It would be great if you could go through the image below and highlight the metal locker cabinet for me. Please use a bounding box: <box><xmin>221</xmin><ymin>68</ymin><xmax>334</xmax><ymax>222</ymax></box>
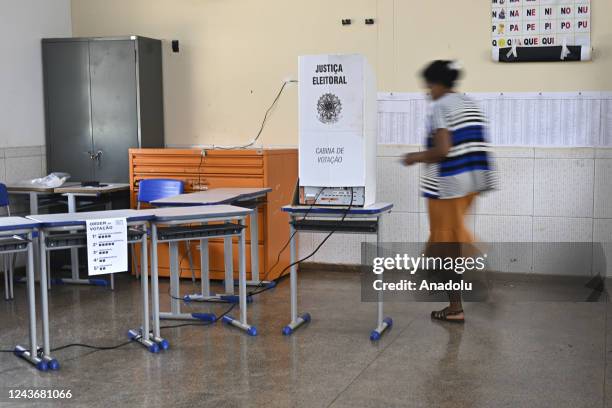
<box><xmin>136</xmin><ymin>37</ymin><xmax>164</xmax><ymax>149</ymax></box>
<box><xmin>42</xmin><ymin>36</ymin><xmax>164</xmax><ymax>183</ymax></box>
<box><xmin>42</xmin><ymin>40</ymin><xmax>94</xmax><ymax>181</ymax></box>
<box><xmin>89</xmin><ymin>39</ymin><xmax>139</xmax><ymax>183</ymax></box>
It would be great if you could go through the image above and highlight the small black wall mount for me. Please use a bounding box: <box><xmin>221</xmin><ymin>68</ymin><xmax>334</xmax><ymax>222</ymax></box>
<box><xmin>171</xmin><ymin>40</ymin><xmax>179</xmax><ymax>53</ymax></box>
<box><xmin>341</xmin><ymin>19</ymin><xmax>352</xmax><ymax>26</ymax></box>
<box><xmin>365</xmin><ymin>18</ymin><xmax>375</xmax><ymax>25</ymax></box>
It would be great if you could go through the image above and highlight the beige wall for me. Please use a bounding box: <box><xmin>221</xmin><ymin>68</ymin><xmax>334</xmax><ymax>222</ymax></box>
<box><xmin>71</xmin><ymin>0</ymin><xmax>612</xmax><ymax>147</ymax></box>
<box><xmin>1</xmin><ymin>0</ymin><xmax>72</xmax><ymax>148</ymax></box>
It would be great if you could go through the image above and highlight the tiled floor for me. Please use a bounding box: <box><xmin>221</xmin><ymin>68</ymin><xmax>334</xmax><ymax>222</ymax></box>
<box><xmin>0</xmin><ymin>269</ymin><xmax>610</xmax><ymax>407</ymax></box>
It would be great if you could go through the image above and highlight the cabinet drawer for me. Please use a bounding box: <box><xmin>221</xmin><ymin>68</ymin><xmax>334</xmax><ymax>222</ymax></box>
<box><xmin>131</xmin><ymin>151</ymin><xmax>263</xmax><ymax>176</ymax></box>
<box><xmin>203</xmin><ymin>176</ymin><xmax>264</xmax><ymax>189</ymax></box>
<box><xmin>133</xmin><ymin>163</ymin><xmax>262</xmax><ymax>176</ymax></box>
<box><xmin>202</xmin><ymin>156</ymin><xmax>263</xmax><ymax>175</ymax></box>
<box><xmin>131</xmin><ymin>175</ymin><xmax>265</xmax><ymax>204</ymax></box>
<box><xmin>132</xmin><ymin>174</ymin><xmax>210</xmax><ymax>192</ymax></box>
<box><xmin>132</xmin><ymin>154</ymin><xmax>203</xmax><ymax>167</ymax></box>
<box><xmin>132</xmin><ymin>173</ymin><xmax>264</xmax><ymax>190</ymax></box>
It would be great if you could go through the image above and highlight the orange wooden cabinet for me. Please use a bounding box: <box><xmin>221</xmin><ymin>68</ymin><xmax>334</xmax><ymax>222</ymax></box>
<box><xmin>129</xmin><ymin>148</ymin><xmax>298</xmax><ymax>281</ymax></box>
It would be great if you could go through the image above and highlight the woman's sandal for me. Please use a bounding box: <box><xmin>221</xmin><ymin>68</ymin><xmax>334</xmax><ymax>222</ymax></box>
<box><xmin>431</xmin><ymin>307</ymin><xmax>464</xmax><ymax>323</ymax></box>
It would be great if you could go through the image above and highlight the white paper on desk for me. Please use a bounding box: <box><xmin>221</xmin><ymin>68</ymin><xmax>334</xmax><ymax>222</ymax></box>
<box><xmin>85</xmin><ymin>218</ymin><xmax>128</xmax><ymax>275</ymax></box>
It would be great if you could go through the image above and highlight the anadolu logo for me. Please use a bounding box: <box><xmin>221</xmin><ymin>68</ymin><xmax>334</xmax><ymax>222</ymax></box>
<box><xmin>317</xmin><ymin>93</ymin><xmax>342</xmax><ymax>124</ymax></box>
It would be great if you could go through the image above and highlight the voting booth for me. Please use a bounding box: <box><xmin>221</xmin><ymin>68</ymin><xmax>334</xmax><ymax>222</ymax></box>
<box><xmin>298</xmin><ymin>54</ymin><xmax>377</xmax><ymax>207</ymax></box>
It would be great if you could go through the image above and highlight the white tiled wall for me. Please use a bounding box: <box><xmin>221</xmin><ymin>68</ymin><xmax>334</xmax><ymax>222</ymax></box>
<box><xmin>300</xmin><ymin>145</ymin><xmax>612</xmax><ymax>277</ymax></box>
<box><xmin>0</xmin><ymin>145</ymin><xmax>46</xmax><ymax>215</ymax></box>
<box><xmin>594</xmin><ymin>159</ymin><xmax>612</xmax><ymax>218</ymax></box>
<box><xmin>0</xmin><ymin>146</ymin><xmax>46</xmax><ymax>267</ymax></box>
<box><xmin>2</xmin><ymin>144</ymin><xmax>609</xmax><ymax>276</ymax></box>
<box><xmin>0</xmin><ymin>146</ymin><xmax>46</xmax><ymax>184</ymax></box>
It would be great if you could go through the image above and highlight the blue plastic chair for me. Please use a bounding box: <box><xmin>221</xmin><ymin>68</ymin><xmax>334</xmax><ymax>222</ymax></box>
<box><xmin>0</xmin><ymin>183</ymin><xmax>14</xmax><ymax>300</ymax></box>
<box><xmin>134</xmin><ymin>179</ymin><xmax>195</xmax><ymax>280</ymax></box>
<box><xmin>137</xmin><ymin>179</ymin><xmax>184</xmax><ymax>208</ymax></box>
<box><xmin>0</xmin><ymin>183</ymin><xmax>9</xmax><ymax>216</ymax></box>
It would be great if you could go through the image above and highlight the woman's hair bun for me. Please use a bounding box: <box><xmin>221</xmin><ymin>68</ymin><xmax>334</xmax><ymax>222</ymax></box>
<box><xmin>421</xmin><ymin>60</ymin><xmax>463</xmax><ymax>88</ymax></box>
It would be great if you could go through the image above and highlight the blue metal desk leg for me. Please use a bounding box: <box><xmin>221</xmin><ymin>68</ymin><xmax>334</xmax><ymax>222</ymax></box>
<box><xmin>283</xmin><ymin>221</ymin><xmax>310</xmax><ymax>336</ymax></box>
<box><xmin>370</xmin><ymin>215</ymin><xmax>392</xmax><ymax>341</ymax></box>
<box><xmin>9</xmin><ymin>257</ymin><xmax>14</xmax><ymax>299</ymax></box>
<box><xmin>200</xmin><ymin>238</ymin><xmax>210</xmax><ymax>297</ymax></box>
<box><xmin>3</xmin><ymin>256</ymin><xmax>10</xmax><ymax>300</ymax></box>
<box><xmin>30</xmin><ymin>192</ymin><xmax>41</xmax><ymax>286</ymax></box>
<box><xmin>106</xmin><ymin>201</ymin><xmax>115</xmax><ymax>291</ymax></box>
<box><xmin>203</xmin><ymin>235</ymin><xmax>239</xmax><ymax>303</ymax></box>
<box><xmin>15</xmin><ymin>234</ymin><xmax>49</xmax><ymax>371</ymax></box>
<box><xmin>244</xmin><ymin>206</ymin><xmax>273</xmax><ymax>287</ymax></box>
<box><xmin>3</xmin><ymin>256</ymin><xmax>14</xmax><ymax>299</ymax></box>
<box><xmin>185</xmin><ymin>234</ymin><xmax>246</xmax><ymax>305</ymax></box>
<box><xmin>223</xmin><ymin>217</ymin><xmax>257</xmax><ymax>336</ymax></box>
<box><xmin>129</xmin><ymin>228</ymin><xmax>164</xmax><ymax>352</ymax></box>
<box><xmin>159</xmin><ymin>238</ymin><xmax>216</xmax><ymax>322</ymax></box>
<box><xmin>37</xmin><ymin>230</ymin><xmax>59</xmax><ymax>369</ymax></box>
<box><xmin>149</xmin><ymin>224</ymin><xmax>170</xmax><ymax>345</ymax></box>
<box><xmin>223</xmin><ymin>236</ymin><xmax>234</xmax><ymax>295</ymax></box>
<box><xmin>68</xmin><ymin>194</ymin><xmax>80</xmax><ymax>284</ymax></box>
<box><xmin>183</xmin><ymin>236</ymin><xmax>224</xmax><ymax>309</ymax></box>
<box><xmin>53</xmin><ymin>194</ymin><xmax>110</xmax><ymax>288</ymax></box>
<box><xmin>14</xmin><ymin>193</ymin><xmax>42</xmax><ymax>285</ymax></box>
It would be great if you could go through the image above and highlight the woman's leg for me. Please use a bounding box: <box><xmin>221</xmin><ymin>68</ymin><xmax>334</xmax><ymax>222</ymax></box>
<box><xmin>427</xmin><ymin>195</ymin><xmax>477</xmax><ymax>322</ymax></box>
<box><xmin>445</xmin><ymin>192</ymin><xmax>479</xmax><ymax>316</ymax></box>
<box><xmin>445</xmin><ymin>193</ymin><xmax>477</xmax><ymax>315</ymax></box>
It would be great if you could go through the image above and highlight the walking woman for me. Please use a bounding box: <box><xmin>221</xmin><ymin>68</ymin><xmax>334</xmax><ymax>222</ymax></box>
<box><xmin>402</xmin><ymin>60</ymin><xmax>495</xmax><ymax>322</ymax></box>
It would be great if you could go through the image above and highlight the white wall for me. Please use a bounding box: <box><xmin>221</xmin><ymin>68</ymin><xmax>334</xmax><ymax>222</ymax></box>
<box><xmin>0</xmin><ymin>0</ymin><xmax>72</xmax><ymax>149</ymax></box>
<box><xmin>298</xmin><ymin>145</ymin><xmax>612</xmax><ymax>276</ymax></box>
<box><xmin>70</xmin><ymin>0</ymin><xmax>612</xmax><ymax>147</ymax></box>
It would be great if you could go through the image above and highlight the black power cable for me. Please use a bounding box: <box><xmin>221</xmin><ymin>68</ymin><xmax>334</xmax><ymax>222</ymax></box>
<box><xmin>0</xmin><ymin>79</ymin><xmax>354</xmax><ymax>357</ymax></box>
<box><xmin>162</xmin><ymin>187</ymin><xmax>323</xmax><ymax>304</ymax></box>
<box><xmin>213</xmin><ymin>80</ymin><xmax>297</xmax><ymax>150</ymax></box>
<box><xmin>245</xmin><ymin>187</ymin><xmax>325</xmax><ymax>292</ymax></box>
<box><xmin>0</xmin><ymin>303</ymin><xmax>238</xmax><ymax>356</ymax></box>
<box><xmin>249</xmin><ymin>187</ymin><xmax>355</xmax><ymax>297</ymax></box>
<box><xmin>0</xmin><ymin>189</ymin><xmax>355</xmax><ymax>355</ymax></box>
<box><xmin>166</xmin><ymin>78</ymin><xmax>302</xmax><ymax>295</ymax></box>
<box><xmin>159</xmin><ymin>303</ymin><xmax>236</xmax><ymax>330</ymax></box>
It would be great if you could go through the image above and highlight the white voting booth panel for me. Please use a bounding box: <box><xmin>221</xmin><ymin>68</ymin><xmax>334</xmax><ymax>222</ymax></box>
<box><xmin>298</xmin><ymin>54</ymin><xmax>376</xmax><ymax>207</ymax></box>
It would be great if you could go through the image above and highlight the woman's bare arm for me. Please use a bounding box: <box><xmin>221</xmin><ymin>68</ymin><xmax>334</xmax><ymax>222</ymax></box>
<box><xmin>403</xmin><ymin>129</ymin><xmax>452</xmax><ymax>165</ymax></box>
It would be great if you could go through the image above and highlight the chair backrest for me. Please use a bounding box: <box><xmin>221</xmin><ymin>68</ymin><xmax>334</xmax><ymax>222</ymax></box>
<box><xmin>137</xmin><ymin>179</ymin><xmax>184</xmax><ymax>205</ymax></box>
<box><xmin>0</xmin><ymin>183</ymin><xmax>11</xmax><ymax>215</ymax></box>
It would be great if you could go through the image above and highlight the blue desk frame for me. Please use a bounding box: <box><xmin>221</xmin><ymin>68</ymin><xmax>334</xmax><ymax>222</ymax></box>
<box><xmin>27</xmin><ymin>209</ymin><xmax>165</xmax><ymax>368</ymax></box>
<box><xmin>151</xmin><ymin>187</ymin><xmax>273</xmax><ymax>293</ymax></box>
<box><xmin>281</xmin><ymin>203</ymin><xmax>394</xmax><ymax>340</ymax></box>
<box><xmin>148</xmin><ymin>205</ymin><xmax>258</xmax><ymax>336</ymax></box>
<box><xmin>1</xmin><ymin>217</ymin><xmax>50</xmax><ymax>370</ymax></box>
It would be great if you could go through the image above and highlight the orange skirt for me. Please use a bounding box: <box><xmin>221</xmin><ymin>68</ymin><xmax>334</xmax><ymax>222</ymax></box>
<box><xmin>425</xmin><ymin>193</ymin><xmax>478</xmax><ymax>285</ymax></box>
<box><xmin>427</xmin><ymin>192</ymin><xmax>477</xmax><ymax>244</ymax></box>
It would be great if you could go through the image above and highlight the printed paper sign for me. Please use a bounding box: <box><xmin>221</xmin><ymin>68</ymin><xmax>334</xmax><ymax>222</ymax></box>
<box><xmin>491</xmin><ymin>0</ymin><xmax>591</xmax><ymax>61</ymax></box>
<box><xmin>298</xmin><ymin>54</ymin><xmax>366</xmax><ymax>186</ymax></box>
<box><xmin>86</xmin><ymin>218</ymin><xmax>128</xmax><ymax>275</ymax></box>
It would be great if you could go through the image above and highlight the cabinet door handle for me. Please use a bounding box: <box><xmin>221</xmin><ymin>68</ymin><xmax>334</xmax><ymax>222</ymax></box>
<box><xmin>94</xmin><ymin>150</ymin><xmax>103</xmax><ymax>166</ymax></box>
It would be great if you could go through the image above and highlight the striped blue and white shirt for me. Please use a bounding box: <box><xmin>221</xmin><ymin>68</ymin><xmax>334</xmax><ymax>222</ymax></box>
<box><xmin>420</xmin><ymin>93</ymin><xmax>496</xmax><ymax>199</ymax></box>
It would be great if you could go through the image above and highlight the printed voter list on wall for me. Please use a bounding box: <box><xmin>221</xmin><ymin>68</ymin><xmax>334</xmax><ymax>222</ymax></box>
<box><xmin>85</xmin><ymin>218</ymin><xmax>128</xmax><ymax>275</ymax></box>
<box><xmin>298</xmin><ymin>54</ymin><xmax>374</xmax><ymax>187</ymax></box>
<box><xmin>492</xmin><ymin>0</ymin><xmax>591</xmax><ymax>62</ymax></box>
